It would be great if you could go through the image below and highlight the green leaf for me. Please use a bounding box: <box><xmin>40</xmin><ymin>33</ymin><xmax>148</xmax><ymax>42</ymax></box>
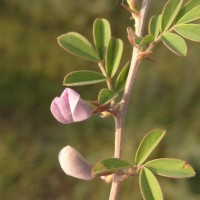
<box><xmin>161</xmin><ymin>0</ymin><xmax>183</xmax><ymax>32</ymax></box>
<box><xmin>63</xmin><ymin>70</ymin><xmax>106</xmax><ymax>86</ymax></box>
<box><xmin>177</xmin><ymin>5</ymin><xmax>200</xmax><ymax>24</ymax></box>
<box><xmin>115</xmin><ymin>62</ymin><xmax>130</xmax><ymax>92</ymax></box>
<box><xmin>93</xmin><ymin>18</ymin><xmax>111</xmax><ymax>60</ymax></box>
<box><xmin>134</xmin><ymin>37</ymin><xmax>143</xmax><ymax>46</ymax></box>
<box><xmin>161</xmin><ymin>33</ymin><xmax>187</xmax><ymax>56</ymax></box>
<box><xmin>92</xmin><ymin>158</ymin><xmax>132</xmax><ymax>176</ymax></box>
<box><xmin>139</xmin><ymin>167</ymin><xmax>163</xmax><ymax>200</ymax></box>
<box><xmin>176</xmin><ymin>0</ymin><xmax>200</xmax><ymax>24</ymax></box>
<box><xmin>57</xmin><ymin>32</ymin><xmax>100</xmax><ymax>62</ymax></box>
<box><xmin>98</xmin><ymin>88</ymin><xmax>118</xmax><ymax>105</ymax></box>
<box><xmin>135</xmin><ymin>129</ymin><xmax>166</xmax><ymax>166</ymax></box>
<box><xmin>106</xmin><ymin>38</ymin><xmax>123</xmax><ymax>78</ymax></box>
<box><xmin>148</xmin><ymin>15</ymin><xmax>161</xmax><ymax>40</ymax></box>
<box><xmin>174</xmin><ymin>24</ymin><xmax>200</xmax><ymax>42</ymax></box>
<box><xmin>140</xmin><ymin>34</ymin><xmax>154</xmax><ymax>48</ymax></box>
<box><xmin>145</xmin><ymin>158</ymin><xmax>196</xmax><ymax>178</ymax></box>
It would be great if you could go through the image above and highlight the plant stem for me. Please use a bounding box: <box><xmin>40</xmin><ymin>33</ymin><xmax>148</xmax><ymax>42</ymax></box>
<box><xmin>98</xmin><ymin>62</ymin><xmax>113</xmax><ymax>92</ymax></box>
<box><xmin>109</xmin><ymin>1</ymin><xmax>151</xmax><ymax>199</ymax></box>
<box><xmin>108</xmin><ymin>116</ymin><xmax>122</xmax><ymax>200</ymax></box>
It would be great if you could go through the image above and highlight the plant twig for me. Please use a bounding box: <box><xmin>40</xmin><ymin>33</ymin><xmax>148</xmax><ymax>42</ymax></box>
<box><xmin>109</xmin><ymin>0</ymin><xmax>151</xmax><ymax>199</ymax></box>
<box><xmin>98</xmin><ymin>62</ymin><xmax>113</xmax><ymax>92</ymax></box>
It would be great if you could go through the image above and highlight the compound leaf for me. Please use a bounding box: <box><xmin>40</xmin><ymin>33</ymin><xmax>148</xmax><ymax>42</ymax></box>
<box><xmin>145</xmin><ymin>158</ymin><xmax>196</xmax><ymax>178</ymax></box>
<box><xmin>106</xmin><ymin>38</ymin><xmax>123</xmax><ymax>78</ymax></box>
<box><xmin>98</xmin><ymin>88</ymin><xmax>118</xmax><ymax>105</ymax></box>
<box><xmin>161</xmin><ymin>0</ymin><xmax>183</xmax><ymax>32</ymax></box>
<box><xmin>161</xmin><ymin>32</ymin><xmax>187</xmax><ymax>56</ymax></box>
<box><xmin>148</xmin><ymin>15</ymin><xmax>161</xmax><ymax>40</ymax></box>
<box><xmin>139</xmin><ymin>167</ymin><xmax>163</xmax><ymax>200</ymax></box>
<box><xmin>174</xmin><ymin>24</ymin><xmax>200</xmax><ymax>41</ymax></box>
<box><xmin>92</xmin><ymin>158</ymin><xmax>132</xmax><ymax>176</ymax></box>
<box><xmin>93</xmin><ymin>18</ymin><xmax>111</xmax><ymax>60</ymax></box>
<box><xmin>176</xmin><ymin>1</ymin><xmax>200</xmax><ymax>24</ymax></box>
<box><xmin>58</xmin><ymin>32</ymin><xmax>100</xmax><ymax>62</ymax></box>
<box><xmin>135</xmin><ymin>129</ymin><xmax>166</xmax><ymax>166</ymax></box>
<box><xmin>115</xmin><ymin>62</ymin><xmax>130</xmax><ymax>92</ymax></box>
<box><xmin>63</xmin><ymin>70</ymin><xmax>106</xmax><ymax>86</ymax></box>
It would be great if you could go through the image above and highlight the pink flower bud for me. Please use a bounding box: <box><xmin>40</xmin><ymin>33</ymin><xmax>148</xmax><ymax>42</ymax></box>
<box><xmin>58</xmin><ymin>145</ymin><xmax>93</xmax><ymax>180</ymax></box>
<box><xmin>50</xmin><ymin>88</ymin><xmax>93</xmax><ymax>124</ymax></box>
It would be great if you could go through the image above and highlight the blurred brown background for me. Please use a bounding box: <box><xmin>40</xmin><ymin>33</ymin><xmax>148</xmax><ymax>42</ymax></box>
<box><xmin>0</xmin><ymin>0</ymin><xmax>200</xmax><ymax>199</ymax></box>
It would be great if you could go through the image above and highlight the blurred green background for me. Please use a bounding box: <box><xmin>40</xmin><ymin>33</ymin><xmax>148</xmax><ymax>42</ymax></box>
<box><xmin>0</xmin><ymin>0</ymin><xmax>200</xmax><ymax>199</ymax></box>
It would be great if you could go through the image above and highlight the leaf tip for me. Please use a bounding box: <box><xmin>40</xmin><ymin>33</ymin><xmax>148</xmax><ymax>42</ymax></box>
<box><xmin>183</xmin><ymin>162</ymin><xmax>196</xmax><ymax>176</ymax></box>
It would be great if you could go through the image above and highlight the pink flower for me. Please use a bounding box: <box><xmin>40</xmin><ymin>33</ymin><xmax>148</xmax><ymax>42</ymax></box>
<box><xmin>50</xmin><ymin>88</ymin><xmax>93</xmax><ymax>124</ymax></box>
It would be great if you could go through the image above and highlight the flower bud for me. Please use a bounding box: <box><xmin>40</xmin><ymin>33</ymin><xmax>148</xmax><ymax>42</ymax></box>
<box><xmin>50</xmin><ymin>88</ymin><xmax>93</xmax><ymax>124</ymax></box>
<box><xmin>127</xmin><ymin>0</ymin><xmax>138</xmax><ymax>11</ymax></box>
<box><xmin>100</xmin><ymin>174</ymin><xmax>113</xmax><ymax>183</ymax></box>
<box><xmin>58</xmin><ymin>145</ymin><xmax>93</xmax><ymax>180</ymax></box>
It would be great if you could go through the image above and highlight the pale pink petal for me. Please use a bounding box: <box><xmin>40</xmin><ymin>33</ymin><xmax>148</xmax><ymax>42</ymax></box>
<box><xmin>72</xmin><ymin>99</ymin><xmax>93</xmax><ymax>122</ymax></box>
<box><xmin>58</xmin><ymin>146</ymin><xmax>93</xmax><ymax>180</ymax></box>
<box><xmin>67</xmin><ymin>88</ymin><xmax>80</xmax><ymax>113</ymax></box>
<box><xmin>50</xmin><ymin>89</ymin><xmax>73</xmax><ymax>124</ymax></box>
<box><xmin>50</xmin><ymin>99</ymin><xmax>71</xmax><ymax>124</ymax></box>
<box><xmin>50</xmin><ymin>88</ymin><xmax>94</xmax><ymax>124</ymax></box>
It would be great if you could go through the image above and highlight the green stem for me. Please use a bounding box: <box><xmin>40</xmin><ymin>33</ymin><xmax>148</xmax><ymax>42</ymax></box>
<box><xmin>98</xmin><ymin>62</ymin><xmax>113</xmax><ymax>92</ymax></box>
<box><xmin>98</xmin><ymin>61</ymin><xmax>116</xmax><ymax>105</ymax></box>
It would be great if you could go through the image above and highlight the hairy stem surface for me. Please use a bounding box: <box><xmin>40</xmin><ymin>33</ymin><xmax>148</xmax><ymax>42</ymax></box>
<box><xmin>109</xmin><ymin>1</ymin><xmax>151</xmax><ymax>199</ymax></box>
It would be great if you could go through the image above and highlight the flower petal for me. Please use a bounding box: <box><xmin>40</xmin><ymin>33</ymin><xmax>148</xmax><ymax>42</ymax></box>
<box><xmin>50</xmin><ymin>98</ymin><xmax>71</xmax><ymax>124</ymax></box>
<box><xmin>67</xmin><ymin>88</ymin><xmax>80</xmax><ymax>113</ymax></box>
<box><xmin>58</xmin><ymin>146</ymin><xmax>93</xmax><ymax>180</ymax></box>
<box><xmin>50</xmin><ymin>89</ymin><xmax>73</xmax><ymax>124</ymax></box>
<box><xmin>72</xmin><ymin>99</ymin><xmax>93</xmax><ymax>122</ymax></box>
<box><xmin>50</xmin><ymin>88</ymin><xmax>94</xmax><ymax>124</ymax></box>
